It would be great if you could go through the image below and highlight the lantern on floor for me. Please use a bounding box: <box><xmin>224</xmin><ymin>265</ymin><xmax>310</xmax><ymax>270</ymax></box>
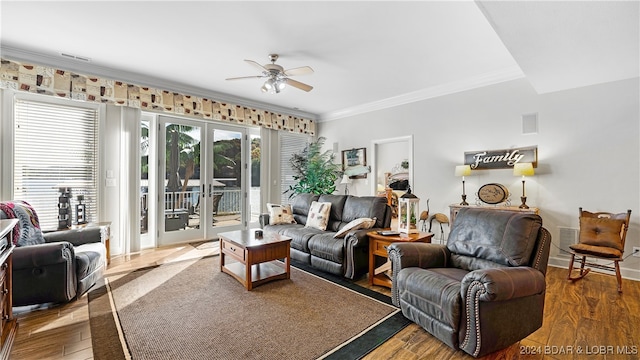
<box><xmin>398</xmin><ymin>186</ymin><xmax>419</xmax><ymax>234</ymax></box>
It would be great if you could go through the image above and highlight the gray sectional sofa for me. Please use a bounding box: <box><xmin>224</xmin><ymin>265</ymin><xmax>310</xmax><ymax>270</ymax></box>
<box><xmin>260</xmin><ymin>193</ymin><xmax>391</xmax><ymax>279</ymax></box>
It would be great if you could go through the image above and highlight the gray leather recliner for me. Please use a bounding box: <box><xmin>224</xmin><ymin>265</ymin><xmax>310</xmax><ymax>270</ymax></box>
<box><xmin>388</xmin><ymin>207</ymin><xmax>551</xmax><ymax>358</ymax></box>
<box><xmin>1</xmin><ymin>201</ymin><xmax>106</xmax><ymax>306</ymax></box>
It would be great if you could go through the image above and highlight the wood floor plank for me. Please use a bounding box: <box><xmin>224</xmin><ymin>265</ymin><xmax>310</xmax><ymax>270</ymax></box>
<box><xmin>9</xmin><ymin>244</ymin><xmax>640</xmax><ymax>360</ymax></box>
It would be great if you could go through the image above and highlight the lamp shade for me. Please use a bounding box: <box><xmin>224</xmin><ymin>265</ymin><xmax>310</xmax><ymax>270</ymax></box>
<box><xmin>513</xmin><ymin>162</ymin><xmax>534</xmax><ymax>177</ymax></box>
<box><xmin>341</xmin><ymin>174</ymin><xmax>352</xmax><ymax>184</ymax></box>
<box><xmin>454</xmin><ymin>165</ymin><xmax>471</xmax><ymax>177</ymax></box>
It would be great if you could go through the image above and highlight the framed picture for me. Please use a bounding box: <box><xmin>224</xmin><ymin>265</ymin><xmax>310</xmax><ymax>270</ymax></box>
<box><xmin>342</xmin><ymin>148</ymin><xmax>367</xmax><ymax>179</ymax></box>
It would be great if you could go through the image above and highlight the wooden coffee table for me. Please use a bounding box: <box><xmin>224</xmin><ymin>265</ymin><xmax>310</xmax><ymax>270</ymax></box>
<box><xmin>367</xmin><ymin>230</ymin><xmax>433</xmax><ymax>288</ymax></box>
<box><xmin>219</xmin><ymin>230</ymin><xmax>292</xmax><ymax>290</ymax></box>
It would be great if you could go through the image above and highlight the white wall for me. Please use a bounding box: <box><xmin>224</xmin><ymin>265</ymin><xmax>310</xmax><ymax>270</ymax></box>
<box><xmin>319</xmin><ymin>77</ymin><xmax>640</xmax><ymax>279</ymax></box>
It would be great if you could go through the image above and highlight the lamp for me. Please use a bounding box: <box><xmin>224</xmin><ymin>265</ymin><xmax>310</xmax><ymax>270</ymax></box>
<box><xmin>398</xmin><ymin>186</ymin><xmax>419</xmax><ymax>234</ymax></box>
<box><xmin>261</xmin><ymin>76</ymin><xmax>286</xmax><ymax>94</ymax></box>
<box><xmin>513</xmin><ymin>162</ymin><xmax>534</xmax><ymax>209</ymax></box>
<box><xmin>454</xmin><ymin>165</ymin><xmax>471</xmax><ymax>206</ymax></box>
<box><xmin>340</xmin><ymin>174</ymin><xmax>352</xmax><ymax>195</ymax></box>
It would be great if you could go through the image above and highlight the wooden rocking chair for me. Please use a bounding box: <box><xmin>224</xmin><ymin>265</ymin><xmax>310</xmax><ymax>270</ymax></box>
<box><xmin>567</xmin><ymin>207</ymin><xmax>632</xmax><ymax>293</ymax></box>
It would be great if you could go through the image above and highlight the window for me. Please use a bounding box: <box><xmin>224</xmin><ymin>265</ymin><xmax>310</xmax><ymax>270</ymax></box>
<box><xmin>279</xmin><ymin>132</ymin><xmax>310</xmax><ymax>204</ymax></box>
<box><xmin>13</xmin><ymin>98</ymin><xmax>99</xmax><ymax>230</ymax></box>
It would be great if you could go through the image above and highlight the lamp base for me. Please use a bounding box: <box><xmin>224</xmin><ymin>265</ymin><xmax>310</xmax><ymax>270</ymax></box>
<box><xmin>519</xmin><ymin>196</ymin><xmax>529</xmax><ymax>209</ymax></box>
<box><xmin>460</xmin><ymin>194</ymin><xmax>469</xmax><ymax>206</ymax></box>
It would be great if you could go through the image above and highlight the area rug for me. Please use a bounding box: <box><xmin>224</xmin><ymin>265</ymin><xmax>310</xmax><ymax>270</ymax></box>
<box><xmin>88</xmin><ymin>255</ymin><xmax>409</xmax><ymax>360</ymax></box>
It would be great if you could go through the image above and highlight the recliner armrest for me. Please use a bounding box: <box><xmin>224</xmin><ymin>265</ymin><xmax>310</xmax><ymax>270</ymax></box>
<box><xmin>387</xmin><ymin>242</ymin><xmax>450</xmax><ymax>270</ymax></box>
<box><xmin>13</xmin><ymin>242</ymin><xmax>75</xmax><ymax>269</ymax></box>
<box><xmin>461</xmin><ymin>267</ymin><xmax>546</xmax><ymax>302</ymax></box>
<box><xmin>44</xmin><ymin>227</ymin><xmax>103</xmax><ymax>247</ymax></box>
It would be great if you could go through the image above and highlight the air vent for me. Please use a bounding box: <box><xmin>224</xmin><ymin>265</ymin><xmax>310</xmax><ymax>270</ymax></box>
<box><xmin>557</xmin><ymin>226</ymin><xmax>578</xmax><ymax>257</ymax></box>
<box><xmin>60</xmin><ymin>53</ymin><xmax>91</xmax><ymax>62</ymax></box>
<box><xmin>522</xmin><ymin>113</ymin><xmax>538</xmax><ymax>134</ymax></box>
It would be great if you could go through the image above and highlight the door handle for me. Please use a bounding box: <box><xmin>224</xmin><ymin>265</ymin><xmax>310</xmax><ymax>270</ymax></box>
<box><xmin>202</xmin><ymin>184</ymin><xmax>205</xmax><ymax>198</ymax></box>
<box><xmin>209</xmin><ymin>184</ymin><xmax>212</xmax><ymax>197</ymax></box>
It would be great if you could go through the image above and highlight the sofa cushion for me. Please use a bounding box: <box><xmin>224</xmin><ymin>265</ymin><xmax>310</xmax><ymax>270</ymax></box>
<box><xmin>306</xmin><ymin>201</ymin><xmax>332</xmax><ymax>231</ymax></box>
<box><xmin>264</xmin><ymin>223</ymin><xmax>316</xmax><ymax>253</ymax></box>
<box><xmin>342</xmin><ymin>196</ymin><xmax>389</xmax><ymax>228</ymax></box>
<box><xmin>318</xmin><ymin>194</ymin><xmax>348</xmax><ymax>231</ymax></box>
<box><xmin>576</xmin><ymin>216</ymin><xmax>624</xmax><ymax>251</ymax></box>
<box><xmin>75</xmin><ymin>242</ymin><xmax>106</xmax><ymax>279</ymax></box>
<box><xmin>290</xmin><ymin>194</ymin><xmax>319</xmax><ymax>225</ymax></box>
<box><xmin>447</xmin><ymin>208</ymin><xmax>542</xmax><ymax>268</ymax></box>
<box><xmin>333</xmin><ymin>217</ymin><xmax>376</xmax><ymax>238</ymax></box>
<box><xmin>266</xmin><ymin>203</ymin><xmax>296</xmax><ymax>225</ymax></box>
<box><xmin>308</xmin><ymin>233</ymin><xmax>344</xmax><ymax>263</ymax></box>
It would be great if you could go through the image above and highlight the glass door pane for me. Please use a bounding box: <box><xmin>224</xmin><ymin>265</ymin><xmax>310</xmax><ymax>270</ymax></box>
<box><xmin>249</xmin><ymin>130</ymin><xmax>261</xmax><ymax>226</ymax></box>
<box><xmin>205</xmin><ymin>126</ymin><xmax>244</xmax><ymax>237</ymax></box>
<box><xmin>140</xmin><ymin>113</ymin><xmax>157</xmax><ymax>249</ymax></box>
<box><xmin>158</xmin><ymin>117</ymin><xmax>204</xmax><ymax>245</ymax></box>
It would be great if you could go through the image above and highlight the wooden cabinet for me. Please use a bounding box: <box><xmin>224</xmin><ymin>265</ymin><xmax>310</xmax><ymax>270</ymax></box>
<box><xmin>449</xmin><ymin>204</ymin><xmax>539</xmax><ymax>225</ymax></box>
<box><xmin>0</xmin><ymin>220</ymin><xmax>18</xmax><ymax>360</ymax></box>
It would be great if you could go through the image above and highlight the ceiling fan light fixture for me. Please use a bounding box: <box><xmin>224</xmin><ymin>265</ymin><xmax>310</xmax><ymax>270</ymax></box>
<box><xmin>261</xmin><ymin>78</ymin><xmax>275</xmax><ymax>93</ymax></box>
<box><xmin>228</xmin><ymin>54</ymin><xmax>313</xmax><ymax>94</ymax></box>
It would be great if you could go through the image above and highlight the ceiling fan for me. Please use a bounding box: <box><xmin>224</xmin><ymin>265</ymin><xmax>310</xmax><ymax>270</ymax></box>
<box><xmin>226</xmin><ymin>54</ymin><xmax>314</xmax><ymax>94</ymax></box>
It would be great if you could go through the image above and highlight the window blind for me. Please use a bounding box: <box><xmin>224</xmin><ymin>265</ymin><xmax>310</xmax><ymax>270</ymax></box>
<box><xmin>14</xmin><ymin>99</ymin><xmax>99</xmax><ymax>230</ymax></box>
<box><xmin>279</xmin><ymin>132</ymin><xmax>310</xmax><ymax>204</ymax></box>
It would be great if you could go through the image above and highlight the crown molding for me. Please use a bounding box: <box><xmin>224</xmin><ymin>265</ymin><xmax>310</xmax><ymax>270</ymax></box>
<box><xmin>318</xmin><ymin>66</ymin><xmax>525</xmax><ymax>122</ymax></box>
<box><xmin>0</xmin><ymin>45</ymin><xmax>317</xmax><ymax>120</ymax></box>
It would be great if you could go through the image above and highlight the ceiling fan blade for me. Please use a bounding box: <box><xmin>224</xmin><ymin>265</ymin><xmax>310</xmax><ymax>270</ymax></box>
<box><xmin>285</xmin><ymin>78</ymin><xmax>313</xmax><ymax>92</ymax></box>
<box><xmin>284</xmin><ymin>66</ymin><xmax>314</xmax><ymax>76</ymax></box>
<box><xmin>226</xmin><ymin>75</ymin><xmax>263</xmax><ymax>81</ymax></box>
<box><xmin>244</xmin><ymin>59</ymin><xmax>267</xmax><ymax>72</ymax></box>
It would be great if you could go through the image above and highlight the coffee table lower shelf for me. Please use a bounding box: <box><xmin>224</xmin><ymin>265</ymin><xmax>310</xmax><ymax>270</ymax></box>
<box><xmin>221</xmin><ymin>261</ymin><xmax>289</xmax><ymax>290</ymax></box>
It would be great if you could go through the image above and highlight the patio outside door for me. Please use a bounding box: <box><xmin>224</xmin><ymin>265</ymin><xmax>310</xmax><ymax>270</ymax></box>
<box><xmin>203</xmin><ymin>125</ymin><xmax>261</xmax><ymax>238</ymax></box>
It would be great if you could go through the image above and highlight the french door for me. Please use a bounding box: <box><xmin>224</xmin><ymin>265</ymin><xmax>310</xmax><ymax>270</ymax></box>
<box><xmin>141</xmin><ymin>114</ymin><xmax>260</xmax><ymax>247</ymax></box>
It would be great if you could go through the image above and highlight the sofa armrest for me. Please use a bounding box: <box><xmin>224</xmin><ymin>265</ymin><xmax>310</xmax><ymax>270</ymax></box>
<box><xmin>461</xmin><ymin>267</ymin><xmax>546</xmax><ymax>302</ymax></box>
<box><xmin>387</xmin><ymin>242</ymin><xmax>449</xmax><ymax>306</ymax></box>
<box><xmin>43</xmin><ymin>227</ymin><xmax>102</xmax><ymax>247</ymax></box>
<box><xmin>13</xmin><ymin>242</ymin><xmax>75</xmax><ymax>269</ymax></box>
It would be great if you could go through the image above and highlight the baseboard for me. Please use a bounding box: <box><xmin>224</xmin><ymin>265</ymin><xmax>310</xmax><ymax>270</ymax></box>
<box><xmin>548</xmin><ymin>256</ymin><xmax>640</xmax><ymax>281</ymax></box>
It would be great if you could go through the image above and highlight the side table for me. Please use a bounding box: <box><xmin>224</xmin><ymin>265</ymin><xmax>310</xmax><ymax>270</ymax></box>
<box><xmin>367</xmin><ymin>231</ymin><xmax>433</xmax><ymax>288</ymax></box>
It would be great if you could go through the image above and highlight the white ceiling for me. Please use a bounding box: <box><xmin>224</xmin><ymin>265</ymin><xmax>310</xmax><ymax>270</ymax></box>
<box><xmin>1</xmin><ymin>1</ymin><xmax>638</xmax><ymax>121</ymax></box>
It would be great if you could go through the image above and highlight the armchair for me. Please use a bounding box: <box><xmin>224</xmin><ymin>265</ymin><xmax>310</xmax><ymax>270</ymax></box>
<box><xmin>0</xmin><ymin>201</ymin><xmax>106</xmax><ymax>306</ymax></box>
<box><xmin>388</xmin><ymin>207</ymin><xmax>551</xmax><ymax>357</ymax></box>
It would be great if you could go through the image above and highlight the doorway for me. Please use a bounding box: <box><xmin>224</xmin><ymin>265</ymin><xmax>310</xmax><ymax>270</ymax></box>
<box><xmin>140</xmin><ymin>113</ymin><xmax>260</xmax><ymax>248</ymax></box>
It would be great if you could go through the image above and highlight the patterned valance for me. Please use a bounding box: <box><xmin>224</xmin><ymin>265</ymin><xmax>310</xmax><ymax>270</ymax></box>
<box><xmin>0</xmin><ymin>58</ymin><xmax>315</xmax><ymax>135</ymax></box>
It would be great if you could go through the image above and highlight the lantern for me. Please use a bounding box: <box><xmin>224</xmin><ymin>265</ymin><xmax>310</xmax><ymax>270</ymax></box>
<box><xmin>398</xmin><ymin>186</ymin><xmax>419</xmax><ymax>234</ymax></box>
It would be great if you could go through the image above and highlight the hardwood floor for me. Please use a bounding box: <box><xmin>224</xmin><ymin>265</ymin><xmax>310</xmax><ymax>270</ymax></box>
<box><xmin>9</xmin><ymin>242</ymin><xmax>640</xmax><ymax>360</ymax></box>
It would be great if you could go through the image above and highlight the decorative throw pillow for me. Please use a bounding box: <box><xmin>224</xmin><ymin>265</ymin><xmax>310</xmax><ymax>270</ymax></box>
<box><xmin>333</xmin><ymin>217</ymin><xmax>377</xmax><ymax>238</ymax></box>
<box><xmin>305</xmin><ymin>201</ymin><xmax>332</xmax><ymax>231</ymax></box>
<box><xmin>0</xmin><ymin>200</ymin><xmax>46</xmax><ymax>247</ymax></box>
<box><xmin>577</xmin><ymin>217</ymin><xmax>625</xmax><ymax>251</ymax></box>
<box><xmin>266</xmin><ymin>203</ymin><xmax>296</xmax><ymax>225</ymax></box>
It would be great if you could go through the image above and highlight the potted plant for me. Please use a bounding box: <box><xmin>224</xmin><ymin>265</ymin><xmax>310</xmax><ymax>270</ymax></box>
<box><xmin>287</xmin><ymin>137</ymin><xmax>341</xmax><ymax>197</ymax></box>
